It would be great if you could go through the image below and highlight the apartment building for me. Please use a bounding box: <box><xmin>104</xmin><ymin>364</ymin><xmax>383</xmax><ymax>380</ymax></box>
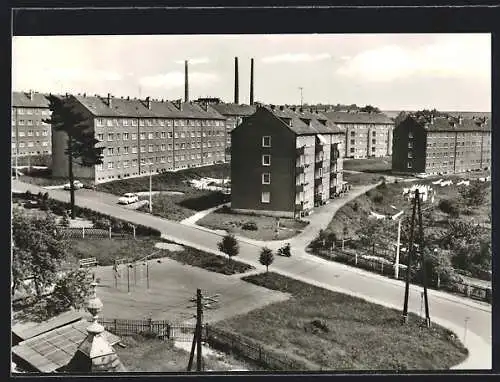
<box><xmin>231</xmin><ymin>105</ymin><xmax>344</xmax><ymax>218</ymax></box>
<box><xmin>392</xmin><ymin>114</ymin><xmax>491</xmax><ymax>175</ymax></box>
<box><xmin>324</xmin><ymin>111</ymin><xmax>394</xmax><ymax>158</ymax></box>
<box><xmin>12</xmin><ymin>91</ymin><xmax>52</xmax><ymax>158</ymax></box>
<box><xmin>51</xmin><ymin>94</ymin><xmax>227</xmax><ymax>184</ymax></box>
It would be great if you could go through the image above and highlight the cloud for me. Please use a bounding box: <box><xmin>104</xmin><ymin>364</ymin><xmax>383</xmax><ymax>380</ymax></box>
<box><xmin>336</xmin><ymin>35</ymin><xmax>490</xmax><ymax>82</ymax></box>
<box><xmin>43</xmin><ymin>68</ymin><xmax>122</xmax><ymax>82</ymax></box>
<box><xmin>139</xmin><ymin>71</ymin><xmax>219</xmax><ymax>89</ymax></box>
<box><xmin>174</xmin><ymin>57</ymin><xmax>210</xmax><ymax>65</ymax></box>
<box><xmin>261</xmin><ymin>53</ymin><xmax>332</xmax><ymax>64</ymax></box>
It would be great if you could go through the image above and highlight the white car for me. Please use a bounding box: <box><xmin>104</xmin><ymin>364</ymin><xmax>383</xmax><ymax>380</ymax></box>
<box><xmin>118</xmin><ymin>193</ymin><xmax>139</xmax><ymax>205</ymax></box>
<box><xmin>63</xmin><ymin>180</ymin><xmax>84</xmax><ymax>190</ymax></box>
<box><xmin>415</xmin><ymin>173</ymin><xmax>429</xmax><ymax>179</ymax></box>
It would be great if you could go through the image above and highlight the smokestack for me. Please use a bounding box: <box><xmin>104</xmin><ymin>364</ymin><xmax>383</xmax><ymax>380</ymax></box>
<box><xmin>146</xmin><ymin>96</ymin><xmax>151</xmax><ymax>110</ymax></box>
<box><xmin>184</xmin><ymin>60</ymin><xmax>189</xmax><ymax>102</ymax></box>
<box><xmin>250</xmin><ymin>58</ymin><xmax>254</xmax><ymax>105</ymax></box>
<box><xmin>107</xmin><ymin>93</ymin><xmax>112</xmax><ymax>108</ymax></box>
<box><xmin>234</xmin><ymin>57</ymin><xmax>239</xmax><ymax>104</ymax></box>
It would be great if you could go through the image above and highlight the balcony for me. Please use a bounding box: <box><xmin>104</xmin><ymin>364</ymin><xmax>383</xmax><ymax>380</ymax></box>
<box><xmin>296</xmin><ymin>146</ymin><xmax>305</xmax><ymax>156</ymax></box>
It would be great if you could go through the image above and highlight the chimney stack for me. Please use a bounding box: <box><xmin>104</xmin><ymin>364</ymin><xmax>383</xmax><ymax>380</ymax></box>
<box><xmin>146</xmin><ymin>96</ymin><xmax>151</xmax><ymax>110</ymax></box>
<box><xmin>250</xmin><ymin>58</ymin><xmax>254</xmax><ymax>105</ymax></box>
<box><xmin>458</xmin><ymin>115</ymin><xmax>463</xmax><ymax>125</ymax></box>
<box><xmin>29</xmin><ymin>90</ymin><xmax>34</xmax><ymax>100</ymax></box>
<box><xmin>234</xmin><ymin>57</ymin><xmax>239</xmax><ymax>104</ymax></box>
<box><xmin>184</xmin><ymin>60</ymin><xmax>189</xmax><ymax>102</ymax></box>
<box><xmin>107</xmin><ymin>93</ymin><xmax>112</xmax><ymax>108</ymax></box>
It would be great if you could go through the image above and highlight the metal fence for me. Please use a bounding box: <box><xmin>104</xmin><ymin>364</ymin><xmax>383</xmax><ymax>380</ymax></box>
<box><xmin>98</xmin><ymin>318</ymin><xmax>196</xmax><ymax>341</ymax></box>
<box><xmin>58</xmin><ymin>227</ymin><xmax>129</xmax><ymax>239</ymax></box>
<box><xmin>204</xmin><ymin>325</ymin><xmax>315</xmax><ymax>371</ymax></box>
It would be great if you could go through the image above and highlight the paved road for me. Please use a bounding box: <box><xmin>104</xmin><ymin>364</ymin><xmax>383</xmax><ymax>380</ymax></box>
<box><xmin>12</xmin><ymin>180</ymin><xmax>491</xmax><ymax>368</ymax></box>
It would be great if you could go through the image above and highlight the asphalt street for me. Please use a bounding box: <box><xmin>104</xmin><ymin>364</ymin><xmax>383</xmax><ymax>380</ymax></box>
<box><xmin>12</xmin><ymin>179</ymin><xmax>492</xmax><ymax>368</ymax></box>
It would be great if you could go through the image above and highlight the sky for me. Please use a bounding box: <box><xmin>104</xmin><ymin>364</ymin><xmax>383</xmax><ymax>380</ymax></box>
<box><xmin>12</xmin><ymin>34</ymin><xmax>491</xmax><ymax>112</ymax></box>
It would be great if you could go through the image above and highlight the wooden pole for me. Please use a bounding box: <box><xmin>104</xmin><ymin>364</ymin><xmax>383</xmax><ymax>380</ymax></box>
<box><xmin>196</xmin><ymin>288</ymin><xmax>203</xmax><ymax>372</ymax></box>
<box><xmin>146</xmin><ymin>261</ymin><xmax>149</xmax><ymax>290</ymax></box>
<box><xmin>417</xmin><ymin>194</ymin><xmax>431</xmax><ymax>327</ymax></box>
<box><xmin>402</xmin><ymin>189</ymin><xmax>418</xmax><ymax>324</ymax></box>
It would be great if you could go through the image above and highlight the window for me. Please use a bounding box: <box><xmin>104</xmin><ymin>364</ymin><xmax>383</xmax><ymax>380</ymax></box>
<box><xmin>108</xmin><ymin>133</ymin><xmax>114</xmax><ymax>141</ymax></box>
<box><xmin>350</xmin><ymin>139</ymin><xmax>355</xmax><ymax>145</ymax></box>
<box><xmin>148</xmin><ymin>132</ymin><xmax>154</xmax><ymax>139</ymax></box>
<box><xmin>108</xmin><ymin>162</ymin><xmax>114</xmax><ymax>169</ymax></box>
<box><xmin>262</xmin><ymin>154</ymin><xmax>271</xmax><ymax>166</ymax></box>
<box><xmin>27</xmin><ymin>130</ymin><xmax>33</xmax><ymax>136</ymax></box>
<box><xmin>161</xmin><ymin>132</ymin><xmax>166</xmax><ymax>138</ymax></box>
<box><xmin>350</xmin><ymin>147</ymin><xmax>355</xmax><ymax>153</ymax></box>
<box><xmin>116</xmin><ymin>147</ymin><xmax>120</xmax><ymax>155</ymax></box>
<box><xmin>261</xmin><ymin>192</ymin><xmax>270</xmax><ymax>203</ymax></box>
<box><xmin>168</xmin><ymin>132</ymin><xmax>173</xmax><ymax>138</ymax></box>
<box><xmin>350</xmin><ymin>131</ymin><xmax>355</xmax><ymax>136</ymax></box>
<box><xmin>132</xmin><ymin>159</ymin><xmax>138</xmax><ymax>167</ymax></box>
<box><xmin>139</xmin><ymin>133</ymin><xmax>145</xmax><ymax>140</ymax></box>
<box><xmin>107</xmin><ymin>148</ymin><xmax>114</xmax><ymax>156</ymax></box>
<box><xmin>372</xmin><ymin>139</ymin><xmax>376</xmax><ymax>144</ymax></box>
<box><xmin>140</xmin><ymin>146</ymin><xmax>146</xmax><ymax>153</ymax></box>
<box><xmin>372</xmin><ymin>147</ymin><xmax>376</xmax><ymax>152</ymax></box>
<box><xmin>96</xmin><ymin>163</ymin><xmax>103</xmax><ymax>171</ymax></box>
<box><xmin>148</xmin><ymin>145</ymin><xmax>154</xmax><ymax>152</ymax></box>
<box><xmin>132</xmin><ymin>146</ymin><xmax>137</xmax><ymax>154</ymax></box>
<box><xmin>181</xmin><ymin>132</ymin><xmax>186</xmax><ymax>138</ymax></box>
<box><xmin>181</xmin><ymin>143</ymin><xmax>186</xmax><ymax>149</ymax></box>
<box><xmin>28</xmin><ymin>142</ymin><xmax>34</xmax><ymax>147</ymax></box>
<box><xmin>161</xmin><ymin>144</ymin><xmax>166</xmax><ymax>151</ymax></box>
<box><xmin>408</xmin><ymin>132</ymin><xmax>414</xmax><ymax>139</ymax></box>
<box><xmin>123</xmin><ymin>147</ymin><xmax>129</xmax><ymax>154</ymax></box>
<box><xmin>107</xmin><ymin>119</ymin><xmax>113</xmax><ymax>127</ymax></box>
<box><xmin>407</xmin><ymin>162</ymin><xmax>412</xmax><ymax>169</ymax></box>
<box><xmin>19</xmin><ymin>142</ymin><xmax>25</xmax><ymax>148</ymax></box>
<box><xmin>174</xmin><ymin>132</ymin><xmax>179</xmax><ymax>139</ymax></box>
<box><xmin>372</xmin><ymin>131</ymin><xmax>376</xmax><ymax>136</ymax></box>
<box><xmin>168</xmin><ymin>144</ymin><xmax>172</xmax><ymax>150</ymax></box>
<box><xmin>262</xmin><ymin>173</ymin><xmax>271</xmax><ymax>184</ymax></box>
<box><xmin>132</xmin><ymin>133</ymin><xmax>137</xmax><ymax>140</ymax></box>
<box><xmin>42</xmin><ymin>141</ymin><xmax>48</xmax><ymax>147</ymax></box>
<box><xmin>19</xmin><ymin>120</ymin><xmax>25</xmax><ymax>125</ymax></box>
<box><xmin>116</xmin><ymin>133</ymin><xmax>121</xmax><ymax>140</ymax></box>
<box><xmin>147</xmin><ymin>120</ymin><xmax>152</xmax><ymax>126</ymax></box>
<box><xmin>123</xmin><ymin>119</ymin><xmax>129</xmax><ymax>126</ymax></box>
<box><xmin>27</xmin><ymin>120</ymin><xmax>33</xmax><ymax>126</ymax></box>
<box><xmin>123</xmin><ymin>133</ymin><xmax>129</xmax><ymax>140</ymax></box>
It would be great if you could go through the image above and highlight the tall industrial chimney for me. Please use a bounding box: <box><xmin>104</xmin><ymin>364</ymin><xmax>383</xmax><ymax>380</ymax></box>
<box><xmin>184</xmin><ymin>60</ymin><xmax>189</xmax><ymax>102</ymax></box>
<box><xmin>234</xmin><ymin>57</ymin><xmax>239</xmax><ymax>104</ymax></box>
<box><xmin>250</xmin><ymin>58</ymin><xmax>254</xmax><ymax>105</ymax></box>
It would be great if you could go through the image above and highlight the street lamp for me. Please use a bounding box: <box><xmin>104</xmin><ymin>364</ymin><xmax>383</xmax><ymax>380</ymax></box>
<box><xmin>149</xmin><ymin>162</ymin><xmax>153</xmax><ymax>214</ymax></box>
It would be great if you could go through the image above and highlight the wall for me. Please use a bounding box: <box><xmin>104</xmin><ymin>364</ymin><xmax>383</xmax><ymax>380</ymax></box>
<box><xmin>231</xmin><ymin>108</ymin><xmax>296</xmax><ymax>215</ymax></box>
<box><xmin>392</xmin><ymin>118</ymin><xmax>427</xmax><ymax>173</ymax></box>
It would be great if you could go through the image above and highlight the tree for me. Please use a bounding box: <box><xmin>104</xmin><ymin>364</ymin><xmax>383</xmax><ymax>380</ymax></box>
<box><xmin>12</xmin><ymin>210</ymin><xmax>69</xmax><ymax>297</ymax></box>
<box><xmin>46</xmin><ymin>269</ymin><xmax>93</xmax><ymax>317</ymax></box>
<box><xmin>359</xmin><ymin>105</ymin><xmax>381</xmax><ymax>113</ymax></box>
<box><xmin>459</xmin><ymin>181</ymin><xmax>487</xmax><ymax>207</ymax></box>
<box><xmin>259</xmin><ymin>247</ymin><xmax>274</xmax><ymax>273</ymax></box>
<box><xmin>44</xmin><ymin>95</ymin><xmax>104</xmax><ymax>219</ymax></box>
<box><xmin>217</xmin><ymin>234</ymin><xmax>239</xmax><ymax>261</ymax></box>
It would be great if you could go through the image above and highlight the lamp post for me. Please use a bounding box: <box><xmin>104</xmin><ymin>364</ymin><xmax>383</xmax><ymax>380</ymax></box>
<box><xmin>149</xmin><ymin>163</ymin><xmax>153</xmax><ymax>214</ymax></box>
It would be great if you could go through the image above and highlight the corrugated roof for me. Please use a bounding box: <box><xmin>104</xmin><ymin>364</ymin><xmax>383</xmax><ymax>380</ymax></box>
<box><xmin>209</xmin><ymin>103</ymin><xmax>257</xmax><ymax>116</ymax></box>
<box><xmin>325</xmin><ymin>111</ymin><xmax>393</xmax><ymax>124</ymax></box>
<box><xmin>73</xmin><ymin>95</ymin><xmax>226</xmax><ymax>120</ymax></box>
<box><xmin>12</xmin><ymin>310</ymin><xmax>85</xmax><ymax>341</ymax></box>
<box><xmin>12</xmin><ymin>319</ymin><xmax>120</xmax><ymax>373</ymax></box>
<box><xmin>12</xmin><ymin>91</ymin><xmax>50</xmax><ymax>108</ymax></box>
<box><xmin>266</xmin><ymin>106</ymin><xmax>344</xmax><ymax>135</ymax></box>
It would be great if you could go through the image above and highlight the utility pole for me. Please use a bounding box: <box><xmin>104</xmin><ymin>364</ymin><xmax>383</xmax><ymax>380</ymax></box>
<box><xmin>394</xmin><ymin>218</ymin><xmax>402</xmax><ymax>279</ymax></box>
<box><xmin>416</xmin><ymin>190</ymin><xmax>431</xmax><ymax>328</ymax></box>
<box><xmin>299</xmin><ymin>87</ymin><xmax>304</xmax><ymax>107</ymax></box>
<box><xmin>402</xmin><ymin>189</ymin><xmax>418</xmax><ymax>324</ymax></box>
<box><xmin>187</xmin><ymin>289</ymin><xmax>220</xmax><ymax>372</ymax></box>
<box><xmin>149</xmin><ymin>163</ymin><xmax>153</xmax><ymax>213</ymax></box>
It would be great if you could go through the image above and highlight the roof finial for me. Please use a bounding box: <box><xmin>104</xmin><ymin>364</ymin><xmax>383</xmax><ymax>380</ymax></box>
<box><xmin>86</xmin><ymin>281</ymin><xmax>104</xmax><ymax>335</ymax></box>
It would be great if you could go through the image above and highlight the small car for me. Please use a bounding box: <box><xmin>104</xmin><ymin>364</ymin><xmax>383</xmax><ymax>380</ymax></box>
<box><xmin>63</xmin><ymin>180</ymin><xmax>84</xmax><ymax>190</ymax></box>
<box><xmin>118</xmin><ymin>193</ymin><xmax>139</xmax><ymax>205</ymax></box>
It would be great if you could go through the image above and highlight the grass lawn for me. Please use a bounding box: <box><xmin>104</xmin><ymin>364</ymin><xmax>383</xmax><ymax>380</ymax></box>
<box><xmin>116</xmin><ymin>335</ymin><xmax>254</xmax><ymax>372</ymax></box>
<box><xmin>215</xmin><ymin>272</ymin><xmax>468</xmax><ymax>371</ymax></box>
<box><xmin>18</xmin><ymin>168</ymin><xmax>67</xmax><ymax>187</ymax></box>
<box><xmin>197</xmin><ymin>206</ymin><xmax>309</xmax><ymax>241</ymax></box>
<box><xmin>343</xmin><ymin>172</ymin><xmax>386</xmax><ymax>186</ymax></box>
<box><xmin>67</xmin><ymin>238</ymin><xmax>253</xmax><ymax>275</ymax></box>
<box><xmin>343</xmin><ymin>156</ymin><xmax>392</xmax><ymax>173</ymax></box>
<box><xmin>138</xmin><ymin>190</ymin><xmax>229</xmax><ymax>222</ymax></box>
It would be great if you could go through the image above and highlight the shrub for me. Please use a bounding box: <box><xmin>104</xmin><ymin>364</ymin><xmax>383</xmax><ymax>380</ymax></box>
<box><xmin>438</xmin><ymin>199</ymin><xmax>459</xmax><ymax>217</ymax></box>
<box><xmin>352</xmin><ymin>202</ymin><xmax>359</xmax><ymax>212</ymax></box>
<box><xmin>372</xmin><ymin>192</ymin><xmax>384</xmax><ymax>203</ymax></box>
<box><xmin>242</xmin><ymin>221</ymin><xmax>258</xmax><ymax>231</ymax></box>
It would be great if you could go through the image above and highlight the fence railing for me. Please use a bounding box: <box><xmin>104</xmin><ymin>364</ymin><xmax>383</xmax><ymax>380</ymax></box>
<box><xmin>204</xmin><ymin>325</ymin><xmax>318</xmax><ymax>371</ymax></box>
<box><xmin>97</xmin><ymin>318</ymin><xmax>196</xmax><ymax>342</ymax></box>
<box><xmin>313</xmin><ymin>246</ymin><xmax>491</xmax><ymax>304</ymax></box>
<box><xmin>58</xmin><ymin>227</ymin><xmax>130</xmax><ymax>239</ymax></box>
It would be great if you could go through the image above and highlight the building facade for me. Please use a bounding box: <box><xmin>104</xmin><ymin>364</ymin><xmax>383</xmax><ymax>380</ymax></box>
<box><xmin>392</xmin><ymin>114</ymin><xmax>491</xmax><ymax>175</ymax></box>
<box><xmin>231</xmin><ymin>106</ymin><xmax>344</xmax><ymax>218</ymax></box>
<box><xmin>324</xmin><ymin>111</ymin><xmax>394</xmax><ymax>159</ymax></box>
<box><xmin>12</xmin><ymin>91</ymin><xmax>52</xmax><ymax>160</ymax></box>
<box><xmin>51</xmin><ymin>94</ymin><xmax>227</xmax><ymax>184</ymax></box>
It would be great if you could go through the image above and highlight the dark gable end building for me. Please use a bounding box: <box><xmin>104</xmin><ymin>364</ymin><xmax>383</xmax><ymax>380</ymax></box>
<box><xmin>324</xmin><ymin>111</ymin><xmax>394</xmax><ymax>159</ymax></box>
<box><xmin>392</xmin><ymin>114</ymin><xmax>491</xmax><ymax>175</ymax></box>
<box><xmin>51</xmin><ymin>94</ymin><xmax>227</xmax><ymax>184</ymax></box>
<box><xmin>231</xmin><ymin>105</ymin><xmax>344</xmax><ymax>218</ymax></box>
<box><xmin>12</xmin><ymin>91</ymin><xmax>52</xmax><ymax>158</ymax></box>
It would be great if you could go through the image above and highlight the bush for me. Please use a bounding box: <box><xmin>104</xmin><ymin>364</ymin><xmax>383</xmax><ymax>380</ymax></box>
<box><xmin>372</xmin><ymin>192</ymin><xmax>384</xmax><ymax>203</ymax></box>
<box><xmin>242</xmin><ymin>221</ymin><xmax>258</xmax><ymax>231</ymax></box>
<box><xmin>438</xmin><ymin>199</ymin><xmax>460</xmax><ymax>217</ymax></box>
<box><xmin>352</xmin><ymin>202</ymin><xmax>359</xmax><ymax>212</ymax></box>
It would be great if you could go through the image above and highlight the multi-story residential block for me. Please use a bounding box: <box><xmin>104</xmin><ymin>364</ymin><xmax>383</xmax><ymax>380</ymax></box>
<box><xmin>51</xmin><ymin>94</ymin><xmax>227</xmax><ymax>184</ymax></box>
<box><xmin>12</xmin><ymin>91</ymin><xmax>52</xmax><ymax>158</ymax></box>
<box><xmin>392</xmin><ymin>114</ymin><xmax>491</xmax><ymax>175</ymax></box>
<box><xmin>324</xmin><ymin>111</ymin><xmax>394</xmax><ymax>158</ymax></box>
<box><xmin>231</xmin><ymin>105</ymin><xmax>344</xmax><ymax>218</ymax></box>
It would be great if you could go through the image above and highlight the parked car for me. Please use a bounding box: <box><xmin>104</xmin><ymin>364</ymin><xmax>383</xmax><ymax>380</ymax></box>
<box><xmin>415</xmin><ymin>173</ymin><xmax>429</xmax><ymax>179</ymax></box>
<box><xmin>118</xmin><ymin>193</ymin><xmax>139</xmax><ymax>205</ymax></box>
<box><xmin>63</xmin><ymin>180</ymin><xmax>84</xmax><ymax>190</ymax></box>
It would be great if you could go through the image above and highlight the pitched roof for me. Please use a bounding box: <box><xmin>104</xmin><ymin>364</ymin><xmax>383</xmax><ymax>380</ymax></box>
<box><xmin>264</xmin><ymin>106</ymin><xmax>344</xmax><ymax>135</ymax></box>
<box><xmin>324</xmin><ymin>111</ymin><xmax>393</xmax><ymax>125</ymax></box>
<box><xmin>407</xmin><ymin>115</ymin><xmax>491</xmax><ymax>132</ymax></box>
<box><xmin>12</xmin><ymin>91</ymin><xmax>50</xmax><ymax>108</ymax></box>
<box><xmin>209</xmin><ymin>103</ymin><xmax>257</xmax><ymax>117</ymax></box>
<box><xmin>73</xmin><ymin>95</ymin><xmax>226</xmax><ymax>120</ymax></box>
<box><xmin>12</xmin><ymin>318</ymin><xmax>120</xmax><ymax>373</ymax></box>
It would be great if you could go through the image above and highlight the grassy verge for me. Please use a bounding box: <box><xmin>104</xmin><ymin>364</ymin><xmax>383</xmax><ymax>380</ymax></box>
<box><xmin>214</xmin><ymin>272</ymin><xmax>468</xmax><ymax>370</ymax></box>
<box><xmin>116</xmin><ymin>334</ymin><xmax>253</xmax><ymax>372</ymax></box>
<box><xmin>197</xmin><ymin>206</ymin><xmax>309</xmax><ymax>241</ymax></box>
<box><xmin>343</xmin><ymin>172</ymin><xmax>385</xmax><ymax>186</ymax></box>
<box><xmin>138</xmin><ymin>190</ymin><xmax>229</xmax><ymax>222</ymax></box>
<box><xmin>67</xmin><ymin>238</ymin><xmax>254</xmax><ymax>275</ymax></box>
<box><xmin>343</xmin><ymin>157</ymin><xmax>392</xmax><ymax>173</ymax></box>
